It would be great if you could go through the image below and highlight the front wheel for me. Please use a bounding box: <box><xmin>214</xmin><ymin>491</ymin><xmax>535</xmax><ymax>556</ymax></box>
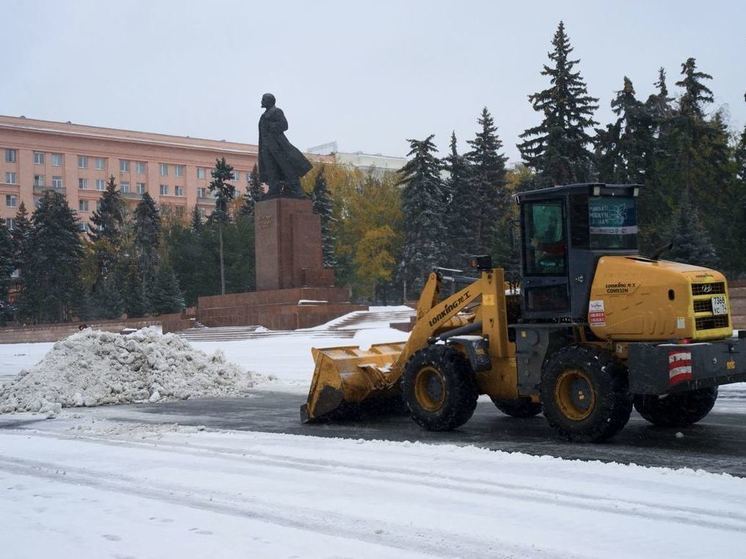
<box><xmin>401</xmin><ymin>345</ymin><xmax>478</xmax><ymax>431</ymax></box>
<box><xmin>634</xmin><ymin>387</ymin><xmax>718</xmax><ymax>427</ymax></box>
<box><xmin>541</xmin><ymin>346</ymin><xmax>632</xmax><ymax>443</ymax></box>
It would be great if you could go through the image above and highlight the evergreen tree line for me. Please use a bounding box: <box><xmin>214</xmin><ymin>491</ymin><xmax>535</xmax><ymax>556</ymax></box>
<box><xmin>395</xmin><ymin>21</ymin><xmax>746</xmax><ymax>293</ymax></box>
<box><xmin>1</xmin><ymin>21</ymin><xmax>744</xmax><ymax>317</ymax></box>
<box><xmin>0</xmin><ymin>158</ymin><xmax>269</xmax><ymax>324</ymax></box>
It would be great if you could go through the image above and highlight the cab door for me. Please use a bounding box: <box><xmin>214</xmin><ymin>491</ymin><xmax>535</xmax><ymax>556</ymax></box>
<box><xmin>521</xmin><ymin>198</ymin><xmax>571</xmax><ymax>319</ymax></box>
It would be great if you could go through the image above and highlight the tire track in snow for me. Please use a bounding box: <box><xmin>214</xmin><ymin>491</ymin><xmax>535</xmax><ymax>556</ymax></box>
<box><xmin>0</xmin><ymin>454</ymin><xmax>570</xmax><ymax>559</ymax></box>
<box><xmin>3</xmin><ymin>428</ymin><xmax>746</xmax><ymax>534</ymax></box>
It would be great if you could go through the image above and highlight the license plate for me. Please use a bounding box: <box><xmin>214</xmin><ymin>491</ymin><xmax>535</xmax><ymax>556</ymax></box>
<box><xmin>711</xmin><ymin>295</ymin><xmax>727</xmax><ymax>315</ymax></box>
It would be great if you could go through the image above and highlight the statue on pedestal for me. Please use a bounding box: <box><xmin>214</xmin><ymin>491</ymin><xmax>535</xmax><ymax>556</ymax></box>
<box><xmin>258</xmin><ymin>93</ymin><xmax>313</xmax><ymax>199</ymax></box>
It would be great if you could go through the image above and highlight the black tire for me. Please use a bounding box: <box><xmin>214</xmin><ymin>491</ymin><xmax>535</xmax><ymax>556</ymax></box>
<box><xmin>401</xmin><ymin>345</ymin><xmax>478</xmax><ymax>431</ymax></box>
<box><xmin>491</xmin><ymin>397</ymin><xmax>542</xmax><ymax>418</ymax></box>
<box><xmin>541</xmin><ymin>346</ymin><xmax>632</xmax><ymax>443</ymax></box>
<box><xmin>634</xmin><ymin>387</ymin><xmax>718</xmax><ymax>428</ymax></box>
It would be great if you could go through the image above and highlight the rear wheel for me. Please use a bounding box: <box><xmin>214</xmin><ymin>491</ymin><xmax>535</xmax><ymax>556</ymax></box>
<box><xmin>402</xmin><ymin>345</ymin><xmax>478</xmax><ymax>431</ymax></box>
<box><xmin>634</xmin><ymin>387</ymin><xmax>718</xmax><ymax>427</ymax></box>
<box><xmin>541</xmin><ymin>346</ymin><xmax>632</xmax><ymax>442</ymax></box>
<box><xmin>491</xmin><ymin>397</ymin><xmax>542</xmax><ymax>418</ymax></box>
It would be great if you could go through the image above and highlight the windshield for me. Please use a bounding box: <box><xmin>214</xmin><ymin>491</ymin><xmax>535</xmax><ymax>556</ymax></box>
<box><xmin>589</xmin><ymin>196</ymin><xmax>638</xmax><ymax>250</ymax></box>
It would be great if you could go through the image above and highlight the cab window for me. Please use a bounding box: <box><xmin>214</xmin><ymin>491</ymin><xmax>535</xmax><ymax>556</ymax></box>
<box><xmin>524</xmin><ymin>201</ymin><xmax>567</xmax><ymax>275</ymax></box>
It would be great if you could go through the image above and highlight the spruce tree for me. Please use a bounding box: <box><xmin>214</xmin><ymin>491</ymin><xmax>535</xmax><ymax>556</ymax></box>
<box><xmin>645</xmin><ymin>68</ymin><xmax>674</xmax><ymax>125</ymax></box>
<box><xmin>466</xmin><ymin>108</ymin><xmax>509</xmax><ymax>260</ymax></box>
<box><xmin>518</xmin><ymin>21</ymin><xmax>599</xmax><ymax>185</ymax></box>
<box><xmin>736</xmin><ymin>126</ymin><xmax>746</xmax><ymax>183</ymax></box>
<box><xmin>133</xmin><ymin>192</ymin><xmax>161</xmax><ymax>288</ymax></box>
<box><xmin>397</xmin><ymin>135</ymin><xmax>447</xmax><ymax>294</ymax></box>
<box><xmin>239</xmin><ymin>164</ymin><xmax>263</xmax><ymax>218</ymax></box>
<box><xmin>17</xmin><ymin>190</ymin><xmax>83</xmax><ymax>323</ymax></box>
<box><xmin>668</xmin><ymin>190</ymin><xmax>717</xmax><ymax>268</ymax></box>
<box><xmin>311</xmin><ymin>167</ymin><xmax>336</xmax><ymax>268</ymax></box>
<box><xmin>677</xmin><ymin>58</ymin><xmax>714</xmax><ymax>119</ymax></box>
<box><xmin>596</xmin><ymin>77</ymin><xmax>654</xmax><ymax>184</ymax></box>
<box><xmin>87</xmin><ymin>175</ymin><xmax>126</xmax><ymax>313</ymax></box>
<box><xmin>638</xmin><ymin>68</ymin><xmax>676</xmax><ymax>253</ymax></box>
<box><xmin>122</xmin><ymin>259</ymin><xmax>149</xmax><ymax>318</ymax></box>
<box><xmin>89</xmin><ymin>175</ymin><xmax>125</xmax><ymax>245</ymax></box>
<box><xmin>442</xmin><ymin>132</ymin><xmax>476</xmax><ymax>267</ymax></box>
<box><xmin>10</xmin><ymin>202</ymin><xmax>31</xmax><ymax>271</ymax></box>
<box><xmin>190</xmin><ymin>206</ymin><xmax>204</xmax><ymax>232</ymax></box>
<box><xmin>208</xmin><ymin>157</ymin><xmax>236</xmax><ymax>295</ymax></box>
<box><xmin>164</xmin><ymin>220</ymin><xmax>209</xmax><ymax>307</ymax></box>
<box><xmin>662</xmin><ymin>58</ymin><xmax>730</xmax><ymax>259</ymax></box>
<box><xmin>208</xmin><ymin>157</ymin><xmax>236</xmax><ymax>223</ymax></box>
<box><xmin>0</xmin><ymin>221</ymin><xmax>13</xmax><ymax>324</ymax></box>
<box><xmin>150</xmin><ymin>264</ymin><xmax>185</xmax><ymax>315</ymax></box>
<box><xmin>0</xmin><ymin>221</ymin><xmax>13</xmax><ymax>303</ymax></box>
<box><xmin>88</xmin><ymin>273</ymin><xmax>124</xmax><ymax>320</ymax></box>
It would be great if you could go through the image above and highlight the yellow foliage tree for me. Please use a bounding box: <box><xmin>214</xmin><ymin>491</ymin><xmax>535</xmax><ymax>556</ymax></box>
<box><xmin>303</xmin><ymin>163</ymin><xmax>403</xmax><ymax>300</ymax></box>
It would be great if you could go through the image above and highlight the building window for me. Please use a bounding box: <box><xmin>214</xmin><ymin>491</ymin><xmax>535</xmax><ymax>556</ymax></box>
<box><xmin>120</xmin><ymin>159</ymin><xmax>130</xmax><ymax>173</ymax></box>
<box><xmin>197</xmin><ymin>167</ymin><xmax>206</xmax><ymax>179</ymax></box>
<box><xmin>95</xmin><ymin>158</ymin><xmax>106</xmax><ymax>170</ymax></box>
<box><xmin>121</xmin><ymin>181</ymin><xmax>130</xmax><ymax>193</ymax></box>
<box><xmin>5</xmin><ymin>195</ymin><xmax>17</xmax><ymax>207</ymax></box>
<box><xmin>159</xmin><ymin>163</ymin><xmax>168</xmax><ymax>177</ymax></box>
<box><xmin>160</xmin><ymin>184</ymin><xmax>169</xmax><ymax>195</ymax></box>
<box><xmin>34</xmin><ymin>174</ymin><xmax>45</xmax><ymax>187</ymax></box>
<box><xmin>5</xmin><ymin>218</ymin><xmax>15</xmax><ymax>230</ymax></box>
<box><xmin>52</xmin><ymin>176</ymin><xmax>63</xmax><ymax>189</ymax></box>
<box><xmin>78</xmin><ymin>155</ymin><xmax>88</xmax><ymax>169</ymax></box>
<box><xmin>197</xmin><ymin>187</ymin><xmax>206</xmax><ymax>199</ymax></box>
<box><xmin>174</xmin><ymin>185</ymin><xmax>184</xmax><ymax>196</ymax></box>
<box><xmin>79</xmin><ymin>200</ymin><xmax>89</xmax><ymax>212</ymax></box>
<box><xmin>175</xmin><ymin>206</ymin><xmax>185</xmax><ymax>217</ymax></box>
<box><xmin>51</xmin><ymin>153</ymin><xmax>63</xmax><ymax>167</ymax></box>
<box><xmin>77</xmin><ymin>222</ymin><xmax>90</xmax><ymax>233</ymax></box>
<box><xmin>135</xmin><ymin>161</ymin><xmax>146</xmax><ymax>174</ymax></box>
<box><xmin>5</xmin><ymin>172</ymin><xmax>16</xmax><ymax>184</ymax></box>
<box><xmin>96</xmin><ymin>178</ymin><xmax>105</xmax><ymax>191</ymax></box>
<box><xmin>4</xmin><ymin>149</ymin><xmax>16</xmax><ymax>163</ymax></box>
<box><xmin>34</xmin><ymin>151</ymin><xmax>45</xmax><ymax>165</ymax></box>
<box><xmin>78</xmin><ymin>178</ymin><xmax>88</xmax><ymax>190</ymax></box>
<box><xmin>136</xmin><ymin>182</ymin><xmax>145</xmax><ymax>194</ymax></box>
<box><xmin>232</xmin><ymin>170</ymin><xmax>240</xmax><ymax>181</ymax></box>
<box><xmin>174</xmin><ymin>164</ymin><xmax>185</xmax><ymax>177</ymax></box>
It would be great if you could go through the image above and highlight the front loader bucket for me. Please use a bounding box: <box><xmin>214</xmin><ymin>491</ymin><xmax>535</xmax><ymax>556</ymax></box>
<box><xmin>301</xmin><ymin>342</ymin><xmax>405</xmax><ymax>423</ymax></box>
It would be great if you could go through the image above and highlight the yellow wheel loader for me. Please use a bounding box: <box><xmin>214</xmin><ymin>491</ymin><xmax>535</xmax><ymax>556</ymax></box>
<box><xmin>301</xmin><ymin>183</ymin><xmax>745</xmax><ymax>442</ymax></box>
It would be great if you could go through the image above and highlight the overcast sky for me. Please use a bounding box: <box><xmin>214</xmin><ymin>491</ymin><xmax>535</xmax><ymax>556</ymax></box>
<box><xmin>2</xmin><ymin>0</ymin><xmax>744</xmax><ymax>163</ymax></box>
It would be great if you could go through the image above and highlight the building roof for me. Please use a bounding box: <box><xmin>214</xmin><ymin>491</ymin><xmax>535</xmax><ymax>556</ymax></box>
<box><xmin>0</xmin><ymin>114</ymin><xmax>258</xmax><ymax>155</ymax></box>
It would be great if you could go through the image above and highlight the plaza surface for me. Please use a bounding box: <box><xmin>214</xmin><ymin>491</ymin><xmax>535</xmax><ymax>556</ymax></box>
<box><xmin>1</xmin><ymin>307</ymin><xmax>746</xmax><ymax>558</ymax></box>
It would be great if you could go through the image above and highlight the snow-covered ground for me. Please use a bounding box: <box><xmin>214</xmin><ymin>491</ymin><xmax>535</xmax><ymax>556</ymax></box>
<box><xmin>2</xmin><ymin>418</ymin><xmax>746</xmax><ymax>559</ymax></box>
<box><xmin>1</xmin><ymin>309</ymin><xmax>746</xmax><ymax>557</ymax></box>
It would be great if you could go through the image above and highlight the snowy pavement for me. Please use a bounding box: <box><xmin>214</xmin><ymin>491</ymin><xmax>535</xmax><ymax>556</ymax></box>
<box><xmin>2</xmin><ymin>419</ymin><xmax>746</xmax><ymax>559</ymax></box>
<box><xmin>2</xmin><ymin>308</ymin><xmax>746</xmax><ymax>557</ymax></box>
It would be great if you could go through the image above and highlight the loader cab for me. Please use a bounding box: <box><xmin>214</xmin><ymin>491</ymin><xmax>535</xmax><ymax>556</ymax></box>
<box><xmin>516</xmin><ymin>183</ymin><xmax>640</xmax><ymax>321</ymax></box>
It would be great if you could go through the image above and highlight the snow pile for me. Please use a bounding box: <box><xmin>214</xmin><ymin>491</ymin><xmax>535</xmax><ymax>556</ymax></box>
<box><xmin>0</xmin><ymin>327</ymin><xmax>254</xmax><ymax>414</ymax></box>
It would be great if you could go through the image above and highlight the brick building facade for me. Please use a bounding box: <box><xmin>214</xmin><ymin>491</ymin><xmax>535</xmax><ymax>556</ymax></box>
<box><xmin>0</xmin><ymin>115</ymin><xmax>259</xmax><ymax>230</ymax></box>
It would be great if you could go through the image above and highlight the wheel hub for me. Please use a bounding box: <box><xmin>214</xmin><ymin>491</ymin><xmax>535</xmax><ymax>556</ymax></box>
<box><xmin>555</xmin><ymin>369</ymin><xmax>595</xmax><ymax>421</ymax></box>
<box><xmin>414</xmin><ymin>366</ymin><xmax>446</xmax><ymax>412</ymax></box>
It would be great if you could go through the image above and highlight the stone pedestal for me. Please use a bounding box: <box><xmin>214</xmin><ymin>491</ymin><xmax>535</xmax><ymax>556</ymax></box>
<box><xmin>255</xmin><ymin>198</ymin><xmax>335</xmax><ymax>290</ymax></box>
<box><xmin>191</xmin><ymin>197</ymin><xmax>364</xmax><ymax>331</ymax></box>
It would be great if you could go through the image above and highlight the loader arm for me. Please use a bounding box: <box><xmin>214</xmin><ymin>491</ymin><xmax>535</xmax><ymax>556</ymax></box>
<box><xmin>301</xmin><ymin>268</ymin><xmax>510</xmax><ymax>422</ymax></box>
<box><xmin>391</xmin><ymin>271</ymin><xmax>490</xmax><ymax>381</ymax></box>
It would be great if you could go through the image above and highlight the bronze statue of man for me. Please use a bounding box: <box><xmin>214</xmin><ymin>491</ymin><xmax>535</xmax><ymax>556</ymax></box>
<box><xmin>258</xmin><ymin>93</ymin><xmax>312</xmax><ymax>198</ymax></box>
